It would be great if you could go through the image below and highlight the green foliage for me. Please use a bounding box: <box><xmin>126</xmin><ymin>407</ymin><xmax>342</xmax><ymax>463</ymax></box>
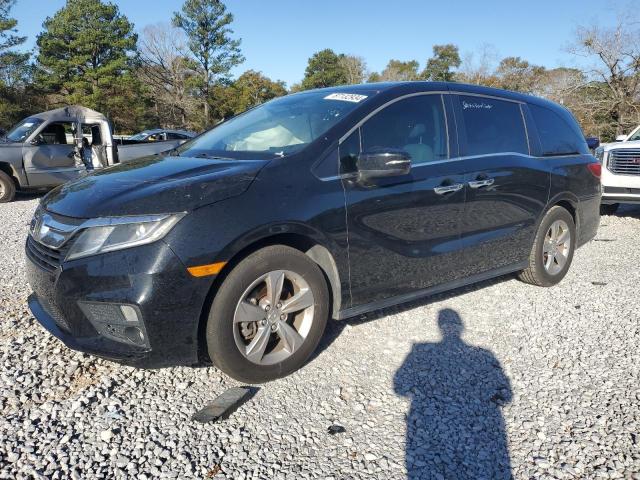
<box><xmin>495</xmin><ymin>56</ymin><xmax>546</xmax><ymax>93</ymax></box>
<box><xmin>376</xmin><ymin>59</ymin><xmax>420</xmax><ymax>81</ymax></box>
<box><xmin>0</xmin><ymin>0</ymin><xmax>25</xmax><ymax>51</ymax></box>
<box><xmin>212</xmin><ymin>70</ymin><xmax>286</xmax><ymax>119</ymax></box>
<box><xmin>0</xmin><ymin>0</ymin><xmax>33</xmax><ymax>128</ymax></box>
<box><xmin>422</xmin><ymin>44</ymin><xmax>461</xmax><ymax>81</ymax></box>
<box><xmin>35</xmin><ymin>0</ymin><xmax>141</xmax><ymax>129</ymax></box>
<box><xmin>301</xmin><ymin>49</ymin><xmax>348</xmax><ymax>90</ymax></box>
<box><xmin>173</xmin><ymin>0</ymin><xmax>244</xmax><ymax>126</ymax></box>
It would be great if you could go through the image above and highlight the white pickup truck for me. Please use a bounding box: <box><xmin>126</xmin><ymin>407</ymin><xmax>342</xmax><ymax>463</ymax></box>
<box><xmin>595</xmin><ymin>125</ymin><xmax>640</xmax><ymax>214</ymax></box>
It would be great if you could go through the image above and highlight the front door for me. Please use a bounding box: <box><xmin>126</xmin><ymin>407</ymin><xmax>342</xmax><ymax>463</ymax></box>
<box><xmin>452</xmin><ymin>94</ymin><xmax>550</xmax><ymax>275</ymax></box>
<box><xmin>342</xmin><ymin>93</ymin><xmax>468</xmax><ymax>308</ymax></box>
<box><xmin>23</xmin><ymin>120</ymin><xmax>82</xmax><ymax>186</ymax></box>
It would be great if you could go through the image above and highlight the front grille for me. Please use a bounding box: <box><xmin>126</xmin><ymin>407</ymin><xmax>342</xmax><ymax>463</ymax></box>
<box><xmin>39</xmin><ymin>296</ymin><xmax>72</xmax><ymax>333</ymax></box>
<box><xmin>26</xmin><ymin>235</ymin><xmax>67</xmax><ymax>273</ymax></box>
<box><xmin>608</xmin><ymin>149</ymin><xmax>640</xmax><ymax>175</ymax></box>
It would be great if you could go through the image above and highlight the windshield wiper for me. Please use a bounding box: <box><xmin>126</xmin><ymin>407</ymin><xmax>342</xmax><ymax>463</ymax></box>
<box><xmin>194</xmin><ymin>152</ymin><xmax>234</xmax><ymax>160</ymax></box>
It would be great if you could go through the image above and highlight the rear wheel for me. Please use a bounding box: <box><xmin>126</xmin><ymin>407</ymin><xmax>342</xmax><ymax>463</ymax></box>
<box><xmin>600</xmin><ymin>203</ymin><xmax>619</xmax><ymax>215</ymax></box>
<box><xmin>206</xmin><ymin>245</ymin><xmax>329</xmax><ymax>383</ymax></box>
<box><xmin>0</xmin><ymin>170</ymin><xmax>16</xmax><ymax>203</ymax></box>
<box><xmin>519</xmin><ymin>206</ymin><xmax>576</xmax><ymax>287</ymax></box>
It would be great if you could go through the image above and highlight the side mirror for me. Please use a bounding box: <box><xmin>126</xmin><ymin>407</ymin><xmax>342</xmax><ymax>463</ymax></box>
<box><xmin>30</xmin><ymin>135</ymin><xmax>43</xmax><ymax>146</ymax></box>
<box><xmin>615</xmin><ymin>134</ymin><xmax>628</xmax><ymax>142</ymax></box>
<box><xmin>356</xmin><ymin>149</ymin><xmax>411</xmax><ymax>180</ymax></box>
<box><xmin>586</xmin><ymin>137</ymin><xmax>600</xmax><ymax>150</ymax></box>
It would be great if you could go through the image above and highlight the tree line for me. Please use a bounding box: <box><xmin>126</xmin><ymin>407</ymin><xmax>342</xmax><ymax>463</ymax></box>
<box><xmin>0</xmin><ymin>0</ymin><xmax>639</xmax><ymax>141</ymax></box>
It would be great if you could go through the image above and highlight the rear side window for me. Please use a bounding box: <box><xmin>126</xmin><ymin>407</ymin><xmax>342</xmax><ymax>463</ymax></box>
<box><xmin>457</xmin><ymin>95</ymin><xmax>529</xmax><ymax>156</ymax></box>
<box><xmin>360</xmin><ymin>95</ymin><xmax>448</xmax><ymax>165</ymax></box>
<box><xmin>529</xmin><ymin>104</ymin><xmax>586</xmax><ymax>156</ymax></box>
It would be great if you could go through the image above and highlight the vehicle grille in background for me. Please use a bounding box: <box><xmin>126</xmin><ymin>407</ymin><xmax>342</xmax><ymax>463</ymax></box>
<box><xmin>26</xmin><ymin>235</ymin><xmax>66</xmax><ymax>273</ymax></box>
<box><xmin>608</xmin><ymin>149</ymin><xmax>640</xmax><ymax>175</ymax></box>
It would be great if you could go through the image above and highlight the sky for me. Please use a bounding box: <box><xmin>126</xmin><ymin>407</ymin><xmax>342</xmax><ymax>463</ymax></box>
<box><xmin>10</xmin><ymin>0</ymin><xmax>628</xmax><ymax>87</ymax></box>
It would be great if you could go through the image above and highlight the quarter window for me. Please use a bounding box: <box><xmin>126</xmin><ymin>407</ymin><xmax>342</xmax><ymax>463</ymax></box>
<box><xmin>529</xmin><ymin>104</ymin><xmax>586</xmax><ymax>156</ymax></box>
<box><xmin>457</xmin><ymin>95</ymin><xmax>529</xmax><ymax>156</ymax></box>
<box><xmin>360</xmin><ymin>95</ymin><xmax>448</xmax><ymax>165</ymax></box>
<box><xmin>339</xmin><ymin>129</ymin><xmax>361</xmax><ymax>174</ymax></box>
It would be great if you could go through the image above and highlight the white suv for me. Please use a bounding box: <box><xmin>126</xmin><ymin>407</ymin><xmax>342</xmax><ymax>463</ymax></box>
<box><xmin>596</xmin><ymin>126</ymin><xmax>640</xmax><ymax>214</ymax></box>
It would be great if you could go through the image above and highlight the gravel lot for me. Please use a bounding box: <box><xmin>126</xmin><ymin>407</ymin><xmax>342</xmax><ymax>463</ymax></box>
<box><xmin>1</xmin><ymin>196</ymin><xmax>639</xmax><ymax>479</ymax></box>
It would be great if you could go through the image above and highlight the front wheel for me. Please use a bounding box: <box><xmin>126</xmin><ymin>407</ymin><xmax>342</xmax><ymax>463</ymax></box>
<box><xmin>0</xmin><ymin>171</ymin><xmax>16</xmax><ymax>203</ymax></box>
<box><xmin>518</xmin><ymin>206</ymin><xmax>576</xmax><ymax>287</ymax></box>
<box><xmin>206</xmin><ymin>245</ymin><xmax>329</xmax><ymax>383</ymax></box>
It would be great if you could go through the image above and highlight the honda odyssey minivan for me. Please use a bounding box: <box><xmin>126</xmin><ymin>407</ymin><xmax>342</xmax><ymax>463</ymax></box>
<box><xmin>26</xmin><ymin>82</ymin><xmax>601</xmax><ymax>383</ymax></box>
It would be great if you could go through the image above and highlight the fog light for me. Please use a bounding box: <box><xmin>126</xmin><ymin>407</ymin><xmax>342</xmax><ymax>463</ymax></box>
<box><xmin>78</xmin><ymin>301</ymin><xmax>150</xmax><ymax>348</ymax></box>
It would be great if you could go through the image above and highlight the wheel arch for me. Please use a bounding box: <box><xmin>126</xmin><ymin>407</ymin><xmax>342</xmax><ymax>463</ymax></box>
<box><xmin>194</xmin><ymin>227</ymin><xmax>344</xmax><ymax>363</ymax></box>
<box><xmin>0</xmin><ymin>162</ymin><xmax>20</xmax><ymax>186</ymax></box>
<box><xmin>543</xmin><ymin>192</ymin><xmax>579</xmax><ymax>231</ymax></box>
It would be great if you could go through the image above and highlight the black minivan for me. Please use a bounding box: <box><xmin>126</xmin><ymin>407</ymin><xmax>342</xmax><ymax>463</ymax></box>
<box><xmin>26</xmin><ymin>82</ymin><xmax>601</xmax><ymax>383</ymax></box>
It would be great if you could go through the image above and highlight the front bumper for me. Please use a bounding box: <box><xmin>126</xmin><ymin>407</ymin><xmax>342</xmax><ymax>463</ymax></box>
<box><xmin>601</xmin><ymin>186</ymin><xmax>640</xmax><ymax>204</ymax></box>
<box><xmin>25</xmin><ymin>238</ymin><xmax>213</xmax><ymax>368</ymax></box>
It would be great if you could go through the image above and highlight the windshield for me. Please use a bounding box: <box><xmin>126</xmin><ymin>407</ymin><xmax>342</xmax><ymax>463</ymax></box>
<box><xmin>179</xmin><ymin>90</ymin><xmax>371</xmax><ymax>158</ymax></box>
<box><xmin>5</xmin><ymin>118</ymin><xmax>44</xmax><ymax>143</ymax></box>
<box><xmin>128</xmin><ymin>132</ymin><xmax>151</xmax><ymax>141</ymax></box>
<box><xmin>628</xmin><ymin>128</ymin><xmax>640</xmax><ymax>142</ymax></box>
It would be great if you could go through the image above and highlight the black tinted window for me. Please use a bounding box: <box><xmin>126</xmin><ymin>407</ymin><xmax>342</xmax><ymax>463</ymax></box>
<box><xmin>361</xmin><ymin>95</ymin><xmax>448</xmax><ymax>165</ymax></box>
<box><xmin>458</xmin><ymin>96</ymin><xmax>528</xmax><ymax>156</ymax></box>
<box><xmin>167</xmin><ymin>132</ymin><xmax>187</xmax><ymax>140</ymax></box>
<box><xmin>529</xmin><ymin>104</ymin><xmax>585</xmax><ymax>156</ymax></box>
<box><xmin>339</xmin><ymin>129</ymin><xmax>360</xmax><ymax>174</ymax></box>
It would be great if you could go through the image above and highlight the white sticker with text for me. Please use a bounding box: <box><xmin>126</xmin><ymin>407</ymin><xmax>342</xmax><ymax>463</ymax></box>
<box><xmin>324</xmin><ymin>93</ymin><xmax>368</xmax><ymax>103</ymax></box>
<box><xmin>462</xmin><ymin>100</ymin><xmax>493</xmax><ymax>110</ymax></box>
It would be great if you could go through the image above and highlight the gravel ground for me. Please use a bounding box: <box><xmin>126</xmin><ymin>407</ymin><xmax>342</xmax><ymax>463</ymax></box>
<box><xmin>1</xmin><ymin>196</ymin><xmax>639</xmax><ymax>479</ymax></box>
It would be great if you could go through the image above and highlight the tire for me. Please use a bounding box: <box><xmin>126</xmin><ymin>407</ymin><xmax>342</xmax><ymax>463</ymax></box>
<box><xmin>0</xmin><ymin>170</ymin><xmax>16</xmax><ymax>203</ymax></box>
<box><xmin>518</xmin><ymin>206</ymin><xmax>576</xmax><ymax>287</ymax></box>
<box><xmin>206</xmin><ymin>245</ymin><xmax>329</xmax><ymax>383</ymax></box>
<box><xmin>600</xmin><ymin>203</ymin><xmax>619</xmax><ymax>215</ymax></box>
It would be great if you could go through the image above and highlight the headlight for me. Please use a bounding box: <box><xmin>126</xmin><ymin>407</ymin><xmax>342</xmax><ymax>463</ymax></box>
<box><xmin>66</xmin><ymin>214</ymin><xmax>185</xmax><ymax>261</ymax></box>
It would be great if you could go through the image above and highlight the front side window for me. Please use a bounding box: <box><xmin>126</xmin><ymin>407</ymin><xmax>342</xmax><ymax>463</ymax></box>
<box><xmin>38</xmin><ymin>122</ymin><xmax>75</xmax><ymax>145</ymax></box>
<box><xmin>5</xmin><ymin>118</ymin><xmax>44</xmax><ymax>143</ymax></box>
<box><xmin>179</xmin><ymin>90</ymin><xmax>373</xmax><ymax>159</ymax></box>
<box><xmin>529</xmin><ymin>104</ymin><xmax>587</xmax><ymax>156</ymax></box>
<box><xmin>360</xmin><ymin>95</ymin><xmax>448</xmax><ymax>165</ymax></box>
<box><xmin>457</xmin><ymin>95</ymin><xmax>529</xmax><ymax>156</ymax></box>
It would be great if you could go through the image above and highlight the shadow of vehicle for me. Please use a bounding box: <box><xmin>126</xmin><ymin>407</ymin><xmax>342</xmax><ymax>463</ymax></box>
<box><xmin>13</xmin><ymin>191</ymin><xmax>46</xmax><ymax>203</ymax></box>
<box><xmin>615</xmin><ymin>204</ymin><xmax>640</xmax><ymax>219</ymax></box>
<box><xmin>393</xmin><ymin>309</ymin><xmax>513</xmax><ymax>479</ymax></box>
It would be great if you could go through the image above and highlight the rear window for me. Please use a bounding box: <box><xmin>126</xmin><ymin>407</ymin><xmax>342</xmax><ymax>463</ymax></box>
<box><xmin>457</xmin><ymin>95</ymin><xmax>529</xmax><ymax>156</ymax></box>
<box><xmin>529</xmin><ymin>104</ymin><xmax>586</xmax><ymax>156</ymax></box>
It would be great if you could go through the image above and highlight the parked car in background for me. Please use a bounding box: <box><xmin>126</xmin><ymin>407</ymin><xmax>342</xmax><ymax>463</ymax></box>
<box><xmin>0</xmin><ymin>106</ymin><xmax>190</xmax><ymax>203</ymax></box>
<box><xmin>25</xmin><ymin>82</ymin><xmax>601</xmax><ymax>383</ymax></box>
<box><xmin>121</xmin><ymin>129</ymin><xmax>196</xmax><ymax>143</ymax></box>
<box><xmin>595</xmin><ymin>138</ymin><xmax>640</xmax><ymax>214</ymax></box>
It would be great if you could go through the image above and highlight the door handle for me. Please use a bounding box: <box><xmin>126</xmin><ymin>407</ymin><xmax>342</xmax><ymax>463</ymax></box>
<box><xmin>434</xmin><ymin>183</ymin><xmax>464</xmax><ymax>195</ymax></box>
<box><xmin>468</xmin><ymin>178</ymin><xmax>495</xmax><ymax>189</ymax></box>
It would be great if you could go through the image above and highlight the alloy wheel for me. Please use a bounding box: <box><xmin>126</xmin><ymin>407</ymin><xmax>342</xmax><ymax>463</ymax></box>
<box><xmin>543</xmin><ymin>219</ymin><xmax>571</xmax><ymax>275</ymax></box>
<box><xmin>232</xmin><ymin>270</ymin><xmax>315</xmax><ymax>366</ymax></box>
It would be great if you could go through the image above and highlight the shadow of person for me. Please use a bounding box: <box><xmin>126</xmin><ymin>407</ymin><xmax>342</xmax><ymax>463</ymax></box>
<box><xmin>394</xmin><ymin>309</ymin><xmax>513</xmax><ymax>479</ymax></box>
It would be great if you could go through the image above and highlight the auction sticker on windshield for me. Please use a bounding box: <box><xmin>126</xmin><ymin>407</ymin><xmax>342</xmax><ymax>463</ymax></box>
<box><xmin>324</xmin><ymin>93</ymin><xmax>368</xmax><ymax>103</ymax></box>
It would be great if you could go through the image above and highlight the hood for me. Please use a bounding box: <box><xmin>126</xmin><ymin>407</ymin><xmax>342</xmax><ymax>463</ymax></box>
<box><xmin>602</xmin><ymin>139</ymin><xmax>640</xmax><ymax>151</ymax></box>
<box><xmin>42</xmin><ymin>155</ymin><xmax>269</xmax><ymax>218</ymax></box>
